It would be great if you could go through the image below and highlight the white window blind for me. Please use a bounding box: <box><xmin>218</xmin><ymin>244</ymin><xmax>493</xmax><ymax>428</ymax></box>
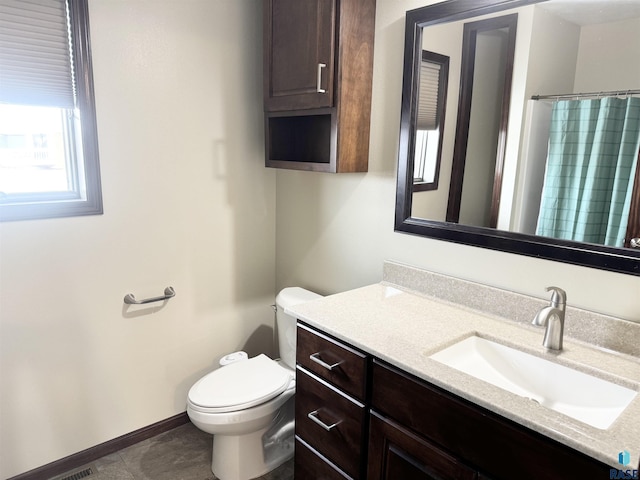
<box><xmin>0</xmin><ymin>0</ymin><xmax>76</xmax><ymax>108</ymax></box>
<box><xmin>417</xmin><ymin>61</ymin><xmax>441</xmax><ymax>130</ymax></box>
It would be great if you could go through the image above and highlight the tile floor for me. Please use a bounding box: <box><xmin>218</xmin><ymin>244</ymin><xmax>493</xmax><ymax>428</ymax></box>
<box><xmin>53</xmin><ymin>423</ymin><xmax>294</xmax><ymax>480</ymax></box>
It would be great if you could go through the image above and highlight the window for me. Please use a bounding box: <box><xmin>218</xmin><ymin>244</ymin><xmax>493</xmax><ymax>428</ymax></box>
<box><xmin>413</xmin><ymin>50</ymin><xmax>449</xmax><ymax>192</ymax></box>
<box><xmin>0</xmin><ymin>0</ymin><xmax>102</xmax><ymax>221</ymax></box>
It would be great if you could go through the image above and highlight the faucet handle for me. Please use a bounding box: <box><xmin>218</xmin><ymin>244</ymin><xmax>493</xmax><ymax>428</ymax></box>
<box><xmin>546</xmin><ymin>286</ymin><xmax>566</xmax><ymax>308</ymax></box>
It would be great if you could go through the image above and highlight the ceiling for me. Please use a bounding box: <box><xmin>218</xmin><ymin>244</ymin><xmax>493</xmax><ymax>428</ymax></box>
<box><xmin>538</xmin><ymin>0</ymin><xmax>640</xmax><ymax>25</ymax></box>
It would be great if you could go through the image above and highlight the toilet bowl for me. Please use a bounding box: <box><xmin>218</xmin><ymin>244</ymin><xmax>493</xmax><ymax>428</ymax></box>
<box><xmin>186</xmin><ymin>287</ymin><xmax>321</xmax><ymax>480</ymax></box>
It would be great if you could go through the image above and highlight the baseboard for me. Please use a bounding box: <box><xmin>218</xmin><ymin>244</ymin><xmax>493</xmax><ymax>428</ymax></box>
<box><xmin>7</xmin><ymin>412</ymin><xmax>190</xmax><ymax>480</ymax></box>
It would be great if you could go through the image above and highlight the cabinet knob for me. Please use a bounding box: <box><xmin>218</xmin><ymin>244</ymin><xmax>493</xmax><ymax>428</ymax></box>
<box><xmin>317</xmin><ymin>63</ymin><xmax>327</xmax><ymax>93</ymax></box>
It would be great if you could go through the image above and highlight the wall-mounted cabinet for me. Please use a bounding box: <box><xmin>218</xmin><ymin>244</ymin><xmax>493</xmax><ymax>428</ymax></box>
<box><xmin>263</xmin><ymin>0</ymin><xmax>376</xmax><ymax>172</ymax></box>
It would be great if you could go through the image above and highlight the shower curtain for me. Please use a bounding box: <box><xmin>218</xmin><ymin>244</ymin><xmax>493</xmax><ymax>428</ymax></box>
<box><xmin>536</xmin><ymin>96</ymin><xmax>640</xmax><ymax>247</ymax></box>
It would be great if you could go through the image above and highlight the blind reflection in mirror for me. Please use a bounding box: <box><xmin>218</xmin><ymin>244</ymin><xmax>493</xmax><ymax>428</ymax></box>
<box><xmin>413</xmin><ymin>50</ymin><xmax>449</xmax><ymax>192</ymax></box>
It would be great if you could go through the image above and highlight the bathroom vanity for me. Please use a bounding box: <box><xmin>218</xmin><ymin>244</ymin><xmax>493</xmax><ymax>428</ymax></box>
<box><xmin>288</xmin><ymin>262</ymin><xmax>640</xmax><ymax>479</ymax></box>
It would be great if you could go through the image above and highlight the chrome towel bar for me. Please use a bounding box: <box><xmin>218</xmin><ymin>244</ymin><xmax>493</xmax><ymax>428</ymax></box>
<box><xmin>124</xmin><ymin>286</ymin><xmax>176</xmax><ymax>305</ymax></box>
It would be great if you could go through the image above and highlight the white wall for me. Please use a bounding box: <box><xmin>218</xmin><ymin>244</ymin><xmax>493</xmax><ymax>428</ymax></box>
<box><xmin>574</xmin><ymin>17</ymin><xmax>640</xmax><ymax>92</ymax></box>
<box><xmin>276</xmin><ymin>1</ymin><xmax>640</xmax><ymax>319</ymax></box>
<box><xmin>0</xmin><ymin>1</ymin><xmax>275</xmax><ymax>478</ymax></box>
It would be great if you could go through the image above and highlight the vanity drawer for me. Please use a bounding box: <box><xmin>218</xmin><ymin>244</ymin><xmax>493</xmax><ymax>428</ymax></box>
<box><xmin>295</xmin><ymin>366</ymin><xmax>366</xmax><ymax>479</ymax></box>
<box><xmin>297</xmin><ymin>323</ymin><xmax>368</xmax><ymax>401</ymax></box>
<box><xmin>295</xmin><ymin>437</ymin><xmax>353</xmax><ymax>480</ymax></box>
<box><xmin>371</xmin><ymin>360</ymin><xmax>610</xmax><ymax>480</ymax></box>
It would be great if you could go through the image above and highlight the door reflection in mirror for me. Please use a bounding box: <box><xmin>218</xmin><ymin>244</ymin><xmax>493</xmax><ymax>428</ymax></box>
<box><xmin>447</xmin><ymin>15</ymin><xmax>518</xmax><ymax>228</ymax></box>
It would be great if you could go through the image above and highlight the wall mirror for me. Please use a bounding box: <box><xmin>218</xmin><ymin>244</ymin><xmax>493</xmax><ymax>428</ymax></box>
<box><xmin>396</xmin><ymin>0</ymin><xmax>640</xmax><ymax>275</ymax></box>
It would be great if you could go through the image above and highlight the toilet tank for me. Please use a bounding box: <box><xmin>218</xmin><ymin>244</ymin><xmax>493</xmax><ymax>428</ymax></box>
<box><xmin>276</xmin><ymin>287</ymin><xmax>322</xmax><ymax>369</ymax></box>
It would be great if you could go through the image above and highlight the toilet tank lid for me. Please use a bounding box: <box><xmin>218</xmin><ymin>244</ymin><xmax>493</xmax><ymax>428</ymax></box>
<box><xmin>276</xmin><ymin>287</ymin><xmax>322</xmax><ymax>309</ymax></box>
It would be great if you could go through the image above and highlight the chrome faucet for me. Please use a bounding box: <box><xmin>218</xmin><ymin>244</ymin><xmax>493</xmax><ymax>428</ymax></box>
<box><xmin>532</xmin><ymin>286</ymin><xmax>566</xmax><ymax>350</ymax></box>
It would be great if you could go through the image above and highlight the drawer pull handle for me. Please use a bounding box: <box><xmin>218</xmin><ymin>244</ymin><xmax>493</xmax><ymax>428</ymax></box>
<box><xmin>309</xmin><ymin>352</ymin><xmax>343</xmax><ymax>371</ymax></box>
<box><xmin>307</xmin><ymin>409</ymin><xmax>341</xmax><ymax>431</ymax></box>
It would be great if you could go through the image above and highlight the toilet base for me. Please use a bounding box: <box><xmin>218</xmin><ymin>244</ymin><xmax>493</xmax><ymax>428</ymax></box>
<box><xmin>211</xmin><ymin>430</ymin><xmax>293</xmax><ymax>480</ymax></box>
<box><xmin>211</xmin><ymin>396</ymin><xmax>295</xmax><ymax>480</ymax></box>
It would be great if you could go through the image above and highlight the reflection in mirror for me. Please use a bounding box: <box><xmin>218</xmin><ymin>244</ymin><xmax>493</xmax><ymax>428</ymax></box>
<box><xmin>413</xmin><ymin>51</ymin><xmax>449</xmax><ymax>192</ymax></box>
<box><xmin>527</xmin><ymin>95</ymin><xmax>639</xmax><ymax>247</ymax></box>
<box><xmin>447</xmin><ymin>14</ymin><xmax>517</xmax><ymax>227</ymax></box>
<box><xmin>395</xmin><ymin>0</ymin><xmax>640</xmax><ymax>275</ymax></box>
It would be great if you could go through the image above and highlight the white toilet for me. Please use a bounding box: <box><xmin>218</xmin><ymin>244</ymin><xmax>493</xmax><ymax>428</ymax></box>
<box><xmin>187</xmin><ymin>287</ymin><xmax>321</xmax><ymax>480</ymax></box>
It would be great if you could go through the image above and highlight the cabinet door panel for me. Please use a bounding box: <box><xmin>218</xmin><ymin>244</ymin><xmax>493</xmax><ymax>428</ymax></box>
<box><xmin>264</xmin><ymin>0</ymin><xmax>335</xmax><ymax>111</ymax></box>
<box><xmin>368</xmin><ymin>412</ymin><xmax>476</xmax><ymax>480</ymax></box>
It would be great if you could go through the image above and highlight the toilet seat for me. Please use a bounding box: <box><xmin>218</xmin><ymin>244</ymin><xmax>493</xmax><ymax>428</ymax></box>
<box><xmin>188</xmin><ymin>354</ymin><xmax>294</xmax><ymax>414</ymax></box>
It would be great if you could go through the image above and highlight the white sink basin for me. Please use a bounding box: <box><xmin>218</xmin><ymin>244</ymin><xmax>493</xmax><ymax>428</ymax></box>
<box><xmin>429</xmin><ymin>335</ymin><xmax>637</xmax><ymax>429</ymax></box>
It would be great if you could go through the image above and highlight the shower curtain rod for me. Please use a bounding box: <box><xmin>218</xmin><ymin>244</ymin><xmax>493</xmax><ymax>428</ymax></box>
<box><xmin>532</xmin><ymin>89</ymin><xmax>640</xmax><ymax>101</ymax></box>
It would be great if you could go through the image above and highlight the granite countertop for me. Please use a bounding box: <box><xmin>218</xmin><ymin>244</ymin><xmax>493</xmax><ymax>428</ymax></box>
<box><xmin>285</xmin><ymin>282</ymin><xmax>640</xmax><ymax>470</ymax></box>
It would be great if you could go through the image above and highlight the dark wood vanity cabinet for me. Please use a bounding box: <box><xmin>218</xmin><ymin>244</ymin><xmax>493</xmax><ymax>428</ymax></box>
<box><xmin>295</xmin><ymin>323</ymin><xmax>614</xmax><ymax>480</ymax></box>
<box><xmin>370</xmin><ymin>360</ymin><xmax>611</xmax><ymax>480</ymax></box>
<box><xmin>263</xmin><ymin>0</ymin><xmax>375</xmax><ymax>172</ymax></box>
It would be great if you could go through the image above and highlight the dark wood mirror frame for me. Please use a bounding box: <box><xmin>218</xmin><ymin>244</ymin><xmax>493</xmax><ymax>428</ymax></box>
<box><xmin>395</xmin><ymin>0</ymin><xmax>640</xmax><ymax>276</ymax></box>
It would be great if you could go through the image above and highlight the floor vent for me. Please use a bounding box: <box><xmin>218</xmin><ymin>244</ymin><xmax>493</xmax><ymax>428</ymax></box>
<box><xmin>57</xmin><ymin>465</ymin><xmax>94</xmax><ymax>480</ymax></box>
